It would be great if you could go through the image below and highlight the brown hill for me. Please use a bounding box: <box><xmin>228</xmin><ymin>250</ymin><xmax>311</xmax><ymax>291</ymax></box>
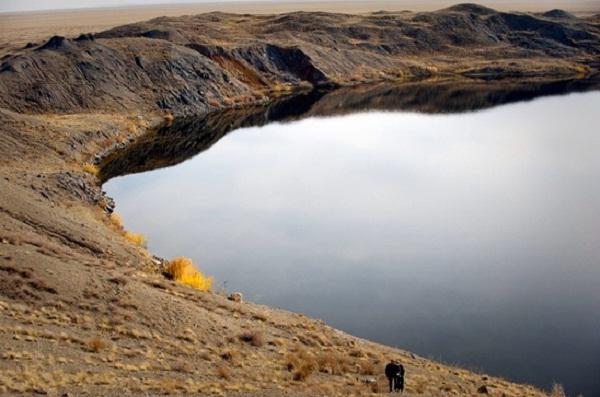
<box><xmin>0</xmin><ymin>5</ymin><xmax>599</xmax><ymax>115</ymax></box>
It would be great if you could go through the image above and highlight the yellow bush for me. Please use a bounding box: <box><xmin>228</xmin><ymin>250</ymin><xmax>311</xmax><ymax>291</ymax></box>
<box><xmin>83</xmin><ymin>163</ymin><xmax>99</xmax><ymax>176</ymax></box>
<box><xmin>124</xmin><ymin>231</ymin><xmax>147</xmax><ymax>247</ymax></box>
<box><xmin>166</xmin><ymin>257</ymin><xmax>212</xmax><ymax>292</ymax></box>
<box><xmin>272</xmin><ymin>82</ymin><xmax>294</xmax><ymax>92</ymax></box>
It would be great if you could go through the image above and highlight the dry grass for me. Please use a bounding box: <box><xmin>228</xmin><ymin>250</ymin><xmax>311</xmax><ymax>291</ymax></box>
<box><xmin>125</xmin><ymin>121</ymin><xmax>138</xmax><ymax>134</ymax></box>
<box><xmin>412</xmin><ymin>376</ymin><xmax>429</xmax><ymax>394</ymax></box>
<box><xmin>110</xmin><ymin>212</ymin><xmax>147</xmax><ymax>249</ymax></box>
<box><xmin>358</xmin><ymin>359</ymin><xmax>377</xmax><ymax>375</ymax></box>
<box><xmin>317</xmin><ymin>352</ymin><xmax>350</xmax><ymax>375</ymax></box>
<box><xmin>124</xmin><ymin>231</ymin><xmax>147</xmax><ymax>248</ymax></box>
<box><xmin>220</xmin><ymin>349</ymin><xmax>241</xmax><ymax>365</ymax></box>
<box><xmin>271</xmin><ymin>82</ymin><xmax>294</xmax><ymax>93</ymax></box>
<box><xmin>87</xmin><ymin>337</ymin><xmax>106</xmax><ymax>353</ymax></box>
<box><xmin>165</xmin><ymin>257</ymin><xmax>212</xmax><ymax>292</ymax></box>
<box><xmin>82</xmin><ymin>163</ymin><xmax>99</xmax><ymax>176</ymax></box>
<box><xmin>286</xmin><ymin>349</ymin><xmax>317</xmax><ymax>381</ymax></box>
<box><xmin>238</xmin><ymin>330</ymin><xmax>265</xmax><ymax>347</ymax></box>
<box><xmin>109</xmin><ymin>212</ymin><xmax>123</xmax><ymax>229</ymax></box>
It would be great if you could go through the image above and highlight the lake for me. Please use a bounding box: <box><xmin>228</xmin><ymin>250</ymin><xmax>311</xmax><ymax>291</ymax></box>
<box><xmin>103</xmin><ymin>80</ymin><xmax>600</xmax><ymax>396</ymax></box>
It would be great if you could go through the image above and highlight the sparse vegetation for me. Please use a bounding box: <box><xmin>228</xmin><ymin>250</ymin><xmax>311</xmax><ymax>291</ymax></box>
<box><xmin>109</xmin><ymin>212</ymin><xmax>123</xmax><ymax>229</ymax></box>
<box><xmin>124</xmin><ymin>231</ymin><xmax>147</xmax><ymax>248</ymax></box>
<box><xmin>163</xmin><ymin>112</ymin><xmax>174</xmax><ymax>127</ymax></box>
<box><xmin>239</xmin><ymin>330</ymin><xmax>265</xmax><ymax>347</ymax></box>
<box><xmin>82</xmin><ymin>163</ymin><xmax>98</xmax><ymax>176</ymax></box>
<box><xmin>166</xmin><ymin>257</ymin><xmax>213</xmax><ymax>291</ymax></box>
<box><xmin>286</xmin><ymin>349</ymin><xmax>317</xmax><ymax>381</ymax></box>
<box><xmin>87</xmin><ymin>337</ymin><xmax>106</xmax><ymax>353</ymax></box>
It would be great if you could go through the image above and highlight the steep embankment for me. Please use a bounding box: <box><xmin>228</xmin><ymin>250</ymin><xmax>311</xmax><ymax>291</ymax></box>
<box><xmin>0</xmin><ymin>4</ymin><xmax>597</xmax><ymax>396</ymax></box>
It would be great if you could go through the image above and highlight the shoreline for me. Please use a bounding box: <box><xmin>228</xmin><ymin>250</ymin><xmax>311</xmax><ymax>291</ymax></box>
<box><xmin>0</xmin><ymin>76</ymin><xmax>566</xmax><ymax>396</ymax></box>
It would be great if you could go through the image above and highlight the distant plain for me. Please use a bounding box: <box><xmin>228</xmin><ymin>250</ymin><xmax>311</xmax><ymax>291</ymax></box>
<box><xmin>1</xmin><ymin>0</ymin><xmax>600</xmax><ymax>55</ymax></box>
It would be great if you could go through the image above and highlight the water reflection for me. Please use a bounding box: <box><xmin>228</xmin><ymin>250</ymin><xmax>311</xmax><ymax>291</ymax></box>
<box><xmin>99</xmin><ymin>77</ymin><xmax>600</xmax><ymax>181</ymax></box>
<box><xmin>103</xmin><ymin>79</ymin><xmax>600</xmax><ymax>396</ymax></box>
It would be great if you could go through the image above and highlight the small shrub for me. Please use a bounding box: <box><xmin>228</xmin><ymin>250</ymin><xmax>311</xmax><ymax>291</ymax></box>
<box><xmin>220</xmin><ymin>349</ymin><xmax>240</xmax><ymax>364</ymax></box>
<box><xmin>239</xmin><ymin>331</ymin><xmax>265</xmax><ymax>347</ymax></box>
<box><xmin>83</xmin><ymin>163</ymin><xmax>98</xmax><ymax>176</ymax></box>
<box><xmin>109</xmin><ymin>212</ymin><xmax>123</xmax><ymax>229</ymax></box>
<box><xmin>124</xmin><ymin>231</ymin><xmax>147</xmax><ymax>248</ymax></box>
<box><xmin>87</xmin><ymin>337</ymin><xmax>106</xmax><ymax>353</ymax></box>
<box><xmin>166</xmin><ymin>257</ymin><xmax>213</xmax><ymax>292</ymax></box>
<box><xmin>293</xmin><ymin>362</ymin><xmax>316</xmax><ymax>381</ymax></box>
<box><xmin>286</xmin><ymin>349</ymin><xmax>317</xmax><ymax>381</ymax></box>
<box><xmin>317</xmin><ymin>352</ymin><xmax>350</xmax><ymax>375</ymax></box>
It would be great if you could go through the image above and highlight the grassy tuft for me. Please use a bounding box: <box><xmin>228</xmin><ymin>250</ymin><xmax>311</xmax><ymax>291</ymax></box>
<box><xmin>109</xmin><ymin>212</ymin><xmax>123</xmax><ymax>229</ymax></box>
<box><xmin>87</xmin><ymin>337</ymin><xmax>106</xmax><ymax>353</ymax></box>
<box><xmin>124</xmin><ymin>231</ymin><xmax>147</xmax><ymax>248</ymax></box>
<box><xmin>82</xmin><ymin>163</ymin><xmax>99</xmax><ymax>176</ymax></box>
<box><xmin>286</xmin><ymin>349</ymin><xmax>317</xmax><ymax>381</ymax></box>
<box><xmin>166</xmin><ymin>257</ymin><xmax>213</xmax><ymax>292</ymax></box>
<box><xmin>239</xmin><ymin>331</ymin><xmax>265</xmax><ymax>347</ymax></box>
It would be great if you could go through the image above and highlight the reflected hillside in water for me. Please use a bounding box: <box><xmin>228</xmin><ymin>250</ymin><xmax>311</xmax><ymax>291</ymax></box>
<box><xmin>99</xmin><ymin>77</ymin><xmax>600</xmax><ymax>181</ymax></box>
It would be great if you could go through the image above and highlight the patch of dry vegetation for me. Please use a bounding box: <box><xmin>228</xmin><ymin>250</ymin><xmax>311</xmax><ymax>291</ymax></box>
<box><xmin>124</xmin><ymin>231</ymin><xmax>147</xmax><ymax>247</ymax></box>
<box><xmin>166</xmin><ymin>257</ymin><xmax>213</xmax><ymax>291</ymax></box>
<box><xmin>107</xmin><ymin>211</ymin><xmax>147</xmax><ymax>248</ymax></box>
<box><xmin>286</xmin><ymin>348</ymin><xmax>317</xmax><ymax>381</ymax></box>
<box><xmin>87</xmin><ymin>336</ymin><xmax>106</xmax><ymax>353</ymax></box>
<box><xmin>239</xmin><ymin>330</ymin><xmax>265</xmax><ymax>347</ymax></box>
<box><xmin>109</xmin><ymin>212</ymin><xmax>123</xmax><ymax>229</ymax></box>
<box><xmin>82</xmin><ymin>163</ymin><xmax>99</xmax><ymax>176</ymax></box>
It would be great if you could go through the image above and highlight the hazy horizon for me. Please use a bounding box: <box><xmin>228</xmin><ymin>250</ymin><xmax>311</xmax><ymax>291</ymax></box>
<box><xmin>1</xmin><ymin>0</ymin><xmax>599</xmax><ymax>14</ymax></box>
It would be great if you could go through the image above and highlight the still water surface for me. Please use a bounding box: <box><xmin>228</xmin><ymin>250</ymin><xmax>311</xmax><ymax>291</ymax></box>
<box><xmin>105</xmin><ymin>91</ymin><xmax>600</xmax><ymax>396</ymax></box>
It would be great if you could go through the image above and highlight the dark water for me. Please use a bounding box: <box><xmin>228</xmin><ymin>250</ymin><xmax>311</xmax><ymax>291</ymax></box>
<box><xmin>103</xmin><ymin>80</ymin><xmax>600</xmax><ymax>396</ymax></box>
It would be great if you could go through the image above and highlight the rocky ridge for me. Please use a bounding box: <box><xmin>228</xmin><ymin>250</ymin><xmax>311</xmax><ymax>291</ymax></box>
<box><xmin>0</xmin><ymin>4</ymin><xmax>598</xmax><ymax>115</ymax></box>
